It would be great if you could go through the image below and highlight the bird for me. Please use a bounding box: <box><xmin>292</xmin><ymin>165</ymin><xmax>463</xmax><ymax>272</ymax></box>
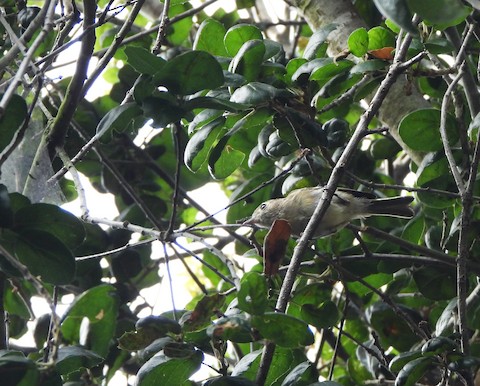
<box><xmin>244</xmin><ymin>186</ymin><xmax>414</xmax><ymax>238</ymax></box>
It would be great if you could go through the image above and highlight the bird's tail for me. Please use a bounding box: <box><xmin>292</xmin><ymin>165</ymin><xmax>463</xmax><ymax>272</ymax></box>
<box><xmin>367</xmin><ymin>196</ymin><xmax>414</xmax><ymax>218</ymax></box>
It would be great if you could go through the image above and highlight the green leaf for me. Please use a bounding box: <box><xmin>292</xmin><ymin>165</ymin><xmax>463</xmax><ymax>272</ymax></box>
<box><xmin>389</xmin><ymin>350</ymin><xmax>423</xmax><ymax>372</ymax></box>
<box><xmin>193</xmin><ymin>19</ymin><xmax>228</xmax><ymax>56</ymax></box>
<box><xmin>309</xmin><ymin>59</ymin><xmax>354</xmax><ymax>82</ymax></box>
<box><xmin>406</xmin><ymin>0</ymin><xmax>470</xmax><ymax>27</ymax></box>
<box><xmin>395</xmin><ymin>357</ymin><xmax>437</xmax><ymax>386</ymax></box>
<box><xmin>373</xmin><ymin>0</ymin><xmax>417</xmax><ymax>34</ymax></box>
<box><xmin>15</xmin><ymin>230</ymin><xmax>75</xmax><ymax>285</ymax></box>
<box><xmin>56</xmin><ymin>346</ymin><xmax>104</xmax><ymax>375</ymax></box>
<box><xmin>300</xmin><ymin>301</ymin><xmax>340</xmax><ymax>329</ymax></box>
<box><xmin>229</xmin><ymin>40</ymin><xmax>266</xmax><ymax>82</ymax></box>
<box><xmin>208</xmin><ymin>143</ymin><xmax>245</xmax><ymax>179</ymax></box>
<box><xmin>185</xmin><ymin>117</ymin><xmax>224</xmax><ymax>172</ymax></box>
<box><xmin>398</xmin><ymin>109</ymin><xmax>458</xmax><ymax>152</ymax></box>
<box><xmin>204</xmin><ymin>376</ymin><xmax>256</xmax><ymax>386</ymax></box>
<box><xmin>303</xmin><ymin>23</ymin><xmax>337</xmax><ymax>60</ymax></box>
<box><xmin>350</xmin><ymin>59</ymin><xmax>387</xmax><ymax>73</ymax></box>
<box><xmin>401</xmin><ymin>216</ymin><xmax>424</xmax><ymax>244</ymax></box>
<box><xmin>61</xmin><ymin>284</ymin><xmax>120</xmax><ymax>357</ymax></box>
<box><xmin>237</xmin><ymin>272</ymin><xmax>268</xmax><ymax>315</ymax></box>
<box><xmin>230</xmin><ymin>82</ymin><xmax>288</xmax><ymax>105</ymax></box>
<box><xmin>95</xmin><ymin>102</ymin><xmax>142</xmax><ymax>138</ymax></box>
<box><xmin>0</xmin><ymin>94</ymin><xmax>27</xmax><ymax>155</ymax></box>
<box><xmin>224</xmin><ymin>24</ymin><xmax>263</xmax><ymax>56</ymax></box>
<box><xmin>0</xmin><ymin>354</ymin><xmax>39</xmax><ymax>386</ymax></box>
<box><xmin>14</xmin><ymin>203</ymin><xmax>85</xmax><ymax>250</ymax></box>
<box><xmin>413</xmin><ymin>267</ymin><xmax>456</xmax><ymax>300</ymax></box>
<box><xmin>123</xmin><ymin>46</ymin><xmax>166</xmax><ymax>76</ymax></box>
<box><xmin>367</xmin><ymin>26</ymin><xmax>395</xmax><ymax>50</ymax></box>
<box><xmin>155</xmin><ymin>51</ymin><xmax>224</xmax><ymax>95</ymax></box>
<box><xmin>251</xmin><ymin>313</ymin><xmax>314</xmax><ymax>348</ymax></box>
<box><xmin>281</xmin><ymin>361</ymin><xmax>318</xmax><ymax>386</ymax></box>
<box><xmin>0</xmin><ymin>185</ymin><xmax>13</xmax><ymax>228</ymax></box>
<box><xmin>183</xmin><ymin>96</ymin><xmax>247</xmax><ymax>112</ymax></box>
<box><xmin>207</xmin><ymin>315</ymin><xmax>254</xmax><ymax>343</ymax></box>
<box><xmin>348</xmin><ymin>28</ymin><xmax>369</xmax><ymax>57</ymax></box>
<box><xmin>136</xmin><ymin>350</ymin><xmax>203</xmax><ymax>386</ymax></box>
<box><xmin>435</xmin><ymin>298</ymin><xmax>457</xmax><ymax>336</ymax></box>
<box><xmin>142</xmin><ymin>94</ymin><xmax>185</xmax><ymax>127</ymax></box>
<box><xmin>232</xmin><ymin>347</ymin><xmax>307</xmax><ymax>384</ymax></box>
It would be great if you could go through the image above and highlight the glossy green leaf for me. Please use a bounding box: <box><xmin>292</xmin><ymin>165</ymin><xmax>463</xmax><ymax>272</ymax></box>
<box><xmin>14</xmin><ymin>203</ymin><xmax>85</xmax><ymax>250</ymax></box>
<box><xmin>61</xmin><ymin>284</ymin><xmax>119</xmax><ymax>357</ymax></box>
<box><xmin>123</xmin><ymin>46</ymin><xmax>166</xmax><ymax>76</ymax></box>
<box><xmin>395</xmin><ymin>357</ymin><xmax>437</xmax><ymax>386</ymax></box>
<box><xmin>229</xmin><ymin>40</ymin><xmax>266</xmax><ymax>82</ymax></box>
<box><xmin>56</xmin><ymin>346</ymin><xmax>104</xmax><ymax>375</ymax></box>
<box><xmin>237</xmin><ymin>271</ymin><xmax>268</xmax><ymax>315</ymax></box>
<box><xmin>165</xmin><ymin>3</ymin><xmax>193</xmax><ymax>45</ymax></box>
<box><xmin>232</xmin><ymin>347</ymin><xmax>307</xmax><ymax>384</ymax></box>
<box><xmin>303</xmin><ymin>23</ymin><xmax>337</xmax><ymax>60</ymax></box>
<box><xmin>350</xmin><ymin>59</ymin><xmax>387</xmax><ymax>73</ymax></box>
<box><xmin>0</xmin><ymin>354</ymin><xmax>39</xmax><ymax>386</ymax></box>
<box><xmin>0</xmin><ymin>94</ymin><xmax>27</xmax><ymax>155</ymax></box>
<box><xmin>95</xmin><ymin>102</ymin><xmax>142</xmax><ymax>138</ymax></box>
<box><xmin>185</xmin><ymin>117</ymin><xmax>224</xmax><ymax>172</ymax></box>
<box><xmin>399</xmin><ymin>109</ymin><xmax>458</xmax><ymax>152</ymax></box>
<box><xmin>15</xmin><ymin>230</ymin><xmax>75</xmax><ymax>285</ymax></box>
<box><xmin>300</xmin><ymin>301</ymin><xmax>339</xmax><ymax>329</ymax></box>
<box><xmin>208</xmin><ymin>143</ymin><xmax>245</xmax><ymax>179</ymax></box>
<box><xmin>154</xmin><ymin>51</ymin><xmax>224</xmax><ymax>95</ymax></box>
<box><xmin>251</xmin><ymin>313</ymin><xmax>314</xmax><ymax>348</ymax></box>
<box><xmin>183</xmin><ymin>96</ymin><xmax>247</xmax><ymax>112</ymax></box>
<box><xmin>230</xmin><ymin>82</ymin><xmax>289</xmax><ymax>105</ymax></box>
<box><xmin>204</xmin><ymin>376</ymin><xmax>256</xmax><ymax>386</ymax></box>
<box><xmin>367</xmin><ymin>27</ymin><xmax>395</xmax><ymax>50</ymax></box>
<box><xmin>401</xmin><ymin>215</ymin><xmax>424</xmax><ymax>244</ymax></box>
<box><xmin>207</xmin><ymin>315</ymin><xmax>254</xmax><ymax>343</ymax></box>
<box><xmin>193</xmin><ymin>18</ymin><xmax>228</xmax><ymax>56</ymax></box>
<box><xmin>281</xmin><ymin>361</ymin><xmax>318</xmax><ymax>386</ymax></box>
<box><xmin>348</xmin><ymin>28</ymin><xmax>369</xmax><ymax>57</ymax></box>
<box><xmin>389</xmin><ymin>350</ymin><xmax>423</xmax><ymax>372</ymax></box>
<box><xmin>136</xmin><ymin>350</ymin><xmax>203</xmax><ymax>386</ymax></box>
<box><xmin>309</xmin><ymin>59</ymin><xmax>354</xmax><ymax>82</ymax></box>
<box><xmin>407</xmin><ymin>0</ymin><xmax>470</xmax><ymax>27</ymax></box>
<box><xmin>373</xmin><ymin>0</ymin><xmax>417</xmax><ymax>34</ymax></box>
<box><xmin>224</xmin><ymin>24</ymin><xmax>263</xmax><ymax>56</ymax></box>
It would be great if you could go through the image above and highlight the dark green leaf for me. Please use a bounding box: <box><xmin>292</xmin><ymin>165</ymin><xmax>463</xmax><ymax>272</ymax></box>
<box><xmin>136</xmin><ymin>350</ymin><xmax>203</xmax><ymax>386</ymax></box>
<box><xmin>373</xmin><ymin>0</ymin><xmax>417</xmax><ymax>34</ymax></box>
<box><xmin>309</xmin><ymin>59</ymin><xmax>354</xmax><ymax>82</ymax></box>
<box><xmin>300</xmin><ymin>301</ymin><xmax>339</xmax><ymax>329</ymax></box>
<box><xmin>350</xmin><ymin>59</ymin><xmax>387</xmax><ymax>73</ymax></box>
<box><xmin>406</xmin><ymin>0</ymin><xmax>470</xmax><ymax>27</ymax></box>
<box><xmin>229</xmin><ymin>40</ymin><xmax>266</xmax><ymax>82</ymax></box>
<box><xmin>204</xmin><ymin>376</ymin><xmax>256</xmax><ymax>386</ymax></box>
<box><xmin>230</xmin><ymin>82</ymin><xmax>288</xmax><ymax>105</ymax></box>
<box><xmin>394</xmin><ymin>357</ymin><xmax>437</xmax><ymax>386</ymax></box>
<box><xmin>224</xmin><ymin>24</ymin><xmax>263</xmax><ymax>56</ymax></box>
<box><xmin>185</xmin><ymin>117</ymin><xmax>224</xmax><ymax>172</ymax></box>
<box><xmin>183</xmin><ymin>96</ymin><xmax>247</xmax><ymax>112</ymax></box>
<box><xmin>207</xmin><ymin>315</ymin><xmax>254</xmax><ymax>343</ymax></box>
<box><xmin>303</xmin><ymin>23</ymin><xmax>337</xmax><ymax>60</ymax></box>
<box><xmin>389</xmin><ymin>350</ymin><xmax>423</xmax><ymax>372</ymax></box>
<box><xmin>14</xmin><ymin>203</ymin><xmax>85</xmax><ymax>250</ymax></box>
<box><xmin>142</xmin><ymin>94</ymin><xmax>185</xmax><ymax>127</ymax></box>
<box><xmin>0</xmin><ymin>185</ymin><xmax>13</xmax><ymax>228</ymax></box>
<box><xmin>413</xmin><ymin>267</ymin><xmax>456</xmax><ymax>300</ymax></box>
<box><xmin>399</xmin><ymin>109</ymin><xmax>458</xmax><ymax>152</ymax></box>
<box><xmin>155</xmin><ymin>51</ymin><xmax>224</xmax><ymax>95</ymax></box>
<box><xmin>56</xmin><ymin>346</ymin><xmax>104</xmax><ymax>375</ymax></box>
<box><xmin>95</xmin><ymin>102</ymin><xmax>142</xmax><ymax>138</ymax></box>
<box><xmin>281</xmin><ymin>361</ymin><xmax>318</xmax><ymax>386</ymax></box>
<box><xmin>123</xmin><ymin>46</ymin><xmax>166</xmax><ymax>76</ymax></box>
<box><xmin>208</xmin><ymin>142</ymin><xmax>245</xmax><ymax>179</ymax></box>
<box><xmin>193</xmin><ymin>18</ymin><xmax>228</xmax><ymax>56</ymax></box>
<box><xmin>0</xmin><ymin>354</ymin><xmax>39</xmax><ymax>386</ymax></box>
<box><xmin>251</xmin><ymin>313</ymin><xmax>314</xmax><ymax>348</ymax></box>
<box><xmin>237</xmin><ymin>272</ymin><xmax>268</xmax><ymax>315</ymax></box>
<box><xmin>15</xmin><ymin>230</ymin><xmax>75</xmax><ymax>285</ymax></box>
<box><xmin>0</xmin><ymin>94</ymin><xmax>27</xmax><ymax>155</ymax></box>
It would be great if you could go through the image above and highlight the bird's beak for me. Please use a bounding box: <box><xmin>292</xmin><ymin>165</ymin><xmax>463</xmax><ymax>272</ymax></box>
<box><xmin>238</xmin><ymin>217</ymin><xmax>253</xmax><ymax>225</ymax></box>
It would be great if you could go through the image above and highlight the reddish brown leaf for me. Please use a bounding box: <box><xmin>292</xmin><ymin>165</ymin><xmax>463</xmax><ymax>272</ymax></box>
<box><xmin>368</xmin><ymin>47</ymin><xmax>395</xmax><ymax>60</ymax></box>
<box><xmin>263</xmin><ymin>219</ymin><xmax>292</xmax><ymax>276</ymax></box>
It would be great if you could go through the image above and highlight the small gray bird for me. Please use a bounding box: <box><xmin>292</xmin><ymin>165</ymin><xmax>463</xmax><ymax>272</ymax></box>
<box><xmin>244</xmin><ymin>186</ymin><xmax>414</xmax><ymax>238</ymax></box>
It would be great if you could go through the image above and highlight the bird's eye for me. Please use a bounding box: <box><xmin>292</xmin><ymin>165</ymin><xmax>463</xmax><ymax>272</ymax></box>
<box><xmin>260</xmin><ymin>203</ymin><xmax>267</xmax><ymax>210</ymax></box>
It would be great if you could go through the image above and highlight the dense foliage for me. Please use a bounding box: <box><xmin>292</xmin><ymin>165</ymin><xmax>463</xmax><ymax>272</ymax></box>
<box><xmin>1</xmin><ymin>0</ymin><xmax>480</xmax><ymax>385</ymax></box>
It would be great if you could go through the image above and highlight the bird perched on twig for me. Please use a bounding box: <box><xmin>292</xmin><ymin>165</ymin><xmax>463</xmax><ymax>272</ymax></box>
<box><xmin>244</xmin><ymin>186</ymin><xmax>414</xmax><ymax>238</ymax></box>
